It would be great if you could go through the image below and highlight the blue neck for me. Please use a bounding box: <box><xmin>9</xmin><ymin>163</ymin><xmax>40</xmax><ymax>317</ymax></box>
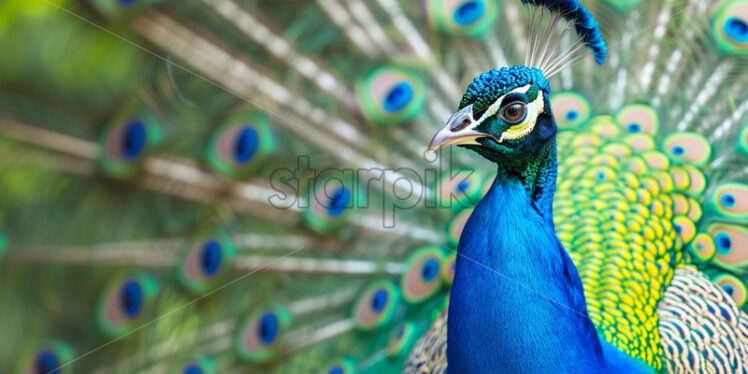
<box><xmin>446</xmin><ymin>160</ymin><xmax>608</xmax><ymax>372</ymax></box>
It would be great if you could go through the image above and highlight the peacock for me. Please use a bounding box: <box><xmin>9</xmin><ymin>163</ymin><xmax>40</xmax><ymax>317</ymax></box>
<box><xmin>406</xmin><ymin>0</ymin><xmax>748</xmax><ymax>372</ymax></box>
<box><xmin>0</xmin><ymin>0</ymin><xmax>747</xmax><ymax>373</ymax></box>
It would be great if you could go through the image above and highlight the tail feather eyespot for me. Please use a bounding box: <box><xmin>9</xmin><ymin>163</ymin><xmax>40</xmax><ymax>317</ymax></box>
<box><xmin>235</xmin><ymin>304</ymin><xmax>290</xmax><ymax>362</ymax></box>
<box><xmin>713</xmin><ymin>273</ymin><xmax>748</xmax><ymax>308</ymax></box>
<box><xmin>352</xmin><ymin>279</ymin><xmax>400</xmax><ymax>331</ymax></box>
<box><xmin>177</xmin><ymin>356</ymin><xmax>216</xmax><ymax>374</ymax></box>
<box><xmin>96</xmin><ymin>272</ymin><xmax>157</xmax><ymax>337</ymax></box>
<box><xmin>427</xmin><ymin>0</ymin><xmax>499</xmax><ymax>36</ymax></box>
<box><xmin>356</xmin><ymin>66</ymin><xmax>425</xmax><ymax>126</ymax></box>
<box><xmin>708</xmin><ymin>223</ymin><xmax>748</xmax><ymax>272</ymax></box>
<box><xmin>436</xmin><ymin>168</ymin><xmax>483</xmax><ymax>211</ymax></box>
<box><xmin>177</xmin><ymin>229</ymin><xmax>236</xmax><ymax>293</ymax></box>
<box><xmin>550</xmin><ymin>92</ymin><xmax>592</xmax><ymax>130</ymax></box>
<box><xmin>709</xmin><ymin>183</ymin><xmax>748</xmax><ymax>220</ymax></box>
<box><xmin>304</xmin><ymin>176</ymin><xmax>362</xmax><ymax>234</ymax></box>
<box><xmin>205</xmin><ymin>113</ymin><xmax>275</xmax><ymax>178</ymax></box>
<box><xmin>17</xmin><ymin>341</ymin><xmax>73</xmax><ymax>374</ymax></box>
<box><xmin>662</xmin><ymin>132</ymin><xmax>712</xmax><ymax>167</ymax></box>
<box><xmin>711</xmin><ymin>0</ymin><xmax>748</xmax><ymax>54</ymax></box>
<box><xmin>401</xmin><ymin>246</ymin><xmax>445</xmax><ymax>303</ymax></box>
<box><xmin>615</xmin><ymin>104</ymin><xmax>659</xmax><ymax>136</ymax></box>
<box><xmin>99</xmin><ymin>107</ymin><xmax>161</xmax><ymax>176</ymax></box>
<box><xmin>387</xmin><ymin>322</ymin><xmax>417</xmax><ymax>357</ymax></box>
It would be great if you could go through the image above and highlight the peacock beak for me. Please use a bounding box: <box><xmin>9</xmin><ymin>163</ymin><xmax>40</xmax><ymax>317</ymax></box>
<box><xmin>428</xmin><ymin>104</ymin><xmax>497</xmax><ymax>151</ymax></box>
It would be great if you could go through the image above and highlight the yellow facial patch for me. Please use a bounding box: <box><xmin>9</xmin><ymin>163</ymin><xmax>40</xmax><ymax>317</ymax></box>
<box><xmin>498</xmin><ymin>91</ymin><xmax>545</xmax><ymax>143</ymax></box>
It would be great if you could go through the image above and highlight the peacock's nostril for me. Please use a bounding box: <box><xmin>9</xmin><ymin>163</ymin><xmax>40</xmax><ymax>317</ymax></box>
<box><xmin>451</xmin><ymin>119</ymin><xmax>472</xmax><ymax>132</ymax></box>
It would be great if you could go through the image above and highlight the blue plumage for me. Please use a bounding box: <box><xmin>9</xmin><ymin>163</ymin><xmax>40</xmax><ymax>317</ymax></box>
<box><xmin>459</xmin><ymin>67</ymin><xmax>550</xmax><ymax>114</ymax></box>
<box><xmin>448</xmin><ymin>170</ymin><xmax>653</xmax><ymax>373</ymax></box>
<box><xmin>422</xmin><ymin>4</ymin><xmax>660</xmax><ymax>371</ymax></box>
<box><xmin>522</xmin><ymin>0</ymin><xmax>608</xmax><ymax>63</ymax></box>
<box><xmin>428</xmin><ymin>62</ymin><xmax>667</xmax><ymax>371</ymax></box>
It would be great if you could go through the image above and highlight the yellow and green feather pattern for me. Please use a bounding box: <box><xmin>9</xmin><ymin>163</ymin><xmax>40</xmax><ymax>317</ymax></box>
<box><xmin>552</xmin><ymin>90</ymin><xmax>748</xmax><ymax>372</ymax></box>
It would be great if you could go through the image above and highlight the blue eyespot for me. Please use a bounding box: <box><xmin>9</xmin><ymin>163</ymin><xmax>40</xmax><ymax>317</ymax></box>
<box><xmin>233</xmin><ymin>127</ymin><xmax>259</xmax><ymax>164</ymax></box>
<box><xmin>325</xmin><ymin>359</ymin><xmax>357</xmax><ymax>374</ymax></box>
<box><xmin>122</xmin><ymin>120</ymin><xmax>147</xmax><ymax>160</ymax></box>
<box><xmin>207</xmin><ymin>114</ymin><xmax>274</xmax><ymax>178</ymax></box>
<box><xmin>305</xmin><ymin>178</ymin><xmax>361</xmax><ymax>234</ymax></box>
<box><xmin>353</xmin><ymin>279</ymin><xmax>399</xmax><ymax>329</ymax></box>
<box><xmin>357</xmin><ymin>66</ymin><xmax>425</xmax><ymax>125</ymax></box>
<box><xmin>384</xmin><ymin>83</ymin><xmax>414</xmax><ymax>113</ymax></box>
<box><xmin>456</xmin><ymin>180</ymin><xmax>470</xmax><ymax>193</ymax></box>
<box><xmin>177</xmin><ymin>230</ymin><xmax>235</xmax><ymax>293</ymax></box>
<box><xmin>183</xmin><ymin>364</ymin><xmax>203</xmax><ymax>374</ymax></box>
<box><xmin>723</xmin><ymin>284</ymin><xmax>735</xmax><ymax>295</ymax></box>
<box><xmin>97</xmin><ymin>273</ymin><xmax>156</xmax><ymax>336</ymax></box>
<box><xmin>118</xmin><ymin>0</ymin><xmax>138</xmax><ymax>5</ymax></box>
<box><xmin>454</xmin><ymin>1</ymin><xmax>485</xmax><ymax>25</ymax></box>
<box><xmin>715</xmin><ymin>233</ymin><xmax>732</xmax><ymax>254</ymax></box>
<box><xmin>421</xmin><ymin>258</ymin><xmax>440</xmax><ymax>282</ymax></box>
<box><xmin>371</xmin><ymin>288</ymin><xmax>389</xmax><ymax>312</ymax></box>
<box><xmin>596</xmin><ymin>172</ymin><xmax>606</xmax><ymax>181</ymax></box>
<box><xmin>627</xmin><ymin>123</ymin><xmax>641</xmax><ymax>133</ymax></box>
<box><xmin>565</xmin><ymin>110</ymin><xmax>579</xmax><ymax>121</ymax></box>
<box><xmin>327</xmin><ymin>187</ymin><xmax>351</xmax><ymax>217</ymax></box>
<box><xmin>120</xmin><ymin>279</ymin><xmax>144</xmax><ymax>318</ymax></box>
<box><xmin>200</xmin><ymin>240</ymin><xmax>222</xmax><ymax>276</ymax></box>
<box><xmin>235</xmin><ymin>304</ymin><xmax>289</xmax><ymax>361</ymax></box>
<box><xmin>721</xmin><ymin>193</ymin><xmax>737</xmax><ymax>208</ymax></box>
<box><xmin>725</xmin><ymin>17</ymin><xmax>748</xmax><ymax>43</ymax></box>
<box><xmin>401</xmin><ymin>246</ymin><xmax>444</xmax><ymax>302</ymax></box>
<box><xmin>258</xmin><ymin>312</ymin><xmax>279</xmax><ymax>345</ymax></box>
<box><xmin>672</xmin><ymin>145</ymin><xmax>685</xmax><ymax>156</ymax></box>
<box><xmin>99</xmin><ymin>108</ymin><xmax>162</xmax><ymax>177</ymax></box>
<box><xmin>35</xmin><ymin>350</ymin><xmax>60</xmax><ymax>374</ymax></box>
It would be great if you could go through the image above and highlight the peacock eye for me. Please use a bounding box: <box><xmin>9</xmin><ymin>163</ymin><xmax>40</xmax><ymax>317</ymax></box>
<box><xmin>501</xmin><ymin>102</ymin><xmax>527</xmax><ymax>123</ymax></box>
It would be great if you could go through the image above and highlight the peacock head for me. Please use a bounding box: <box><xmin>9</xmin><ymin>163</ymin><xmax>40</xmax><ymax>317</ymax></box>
<box><xmin>428</xmin><ymin>66</ymin><xmax>555</xmax><ymax>166</ymax></box>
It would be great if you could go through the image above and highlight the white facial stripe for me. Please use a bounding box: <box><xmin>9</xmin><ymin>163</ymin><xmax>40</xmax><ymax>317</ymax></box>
<box><xmin>475</xmin><ymin>84</ymin><xmax>532</xmax><ymax>124</ymax></box>
<box><xmin>429</xmin><ymin>84</ymin><xmax>543</xmax><ymax>151</ymax></box>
